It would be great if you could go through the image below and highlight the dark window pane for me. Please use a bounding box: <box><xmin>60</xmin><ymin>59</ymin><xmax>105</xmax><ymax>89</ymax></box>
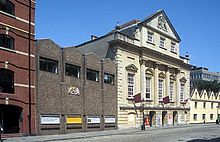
<box><xmin>65</xmin><ymin>64</ymin><xmax>80</xmax><ymax>78</ymax></box>
<box><xmin>104</xmin><ymin>73</ymin><xmax>114</xmax><ymax>84</ymax></box>
<box><xmin>86</xmin><ymin>69</ymin><xmax>99</xmax><ymax>81</ymax></box>
<box><xmin>0</xmin><ymin>0</ymin><xmax>15</xmax><ymax>15</ymax></box>
<box><xmin>0</xmin><ymin>68</ymin><xmax>14</xmax><ymax>94</ymax></box>
<box><xmin>39</xmin><ymin>57</ymin><xmax>58</xmax><ymax>73</ymax></box>
<box><xmin>0</xmin><ymin>34</ymin><xmax>14</xmax><ymax>49</ymax></box>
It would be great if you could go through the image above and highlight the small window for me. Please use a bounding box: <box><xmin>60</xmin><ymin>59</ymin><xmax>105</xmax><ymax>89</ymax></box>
<box><xmin>159</xmin><ymin>37</ymin><xmax>165</xmax><ymax>49</ymax></box>
<box><xmin>40</xmin><ymin>57</ymin><xmax>58</xmax><ymax>73</ymax></box>
<box><xmin>203</xmin><ymin>102</ymin><xmax>206</xmax><ymax>109</ymax></box>
<box><xmin>0</xmin><ymin>68</ymin><xmax>14</xmax><ymax>94</ymax></box>
<box><xmin>0</xmin><ymin>0</ymin><xmax>15</xmax><ymax>15</ymax></box>
<box><xmin>202</xmin><ymin>114</ymin><xmax>206</xmax><ymax>120</ymax></box>
<box><xmin>147</xmin><ymin>31</ymin><xmax>154</xmax><ymax>43</ymax></box>
<box><xmin>210</xmin><ymin>114</ymin><xmax>213</xmax><ymax>120</ymax></box>
<box><xmin>171</xmin><ymin>42</ymin><xmax>176</xmax><ymax>52</ymax></box>
<box><xmin>86</xmin><ymin>69</ymin><xmax>99</xmax><ymax>81</ymax></box>
<box><xmin>128</xmin><ymin>73</ymin><xmax>134</xmax><ymax>98</ymax></box>
<box><xmin>193</xmin><ymin>114</ymin><xmax>197</xmax><ymax>121</ymax></box>
<box><xmin>0</xmin><ymin>34</ymin><xmax>14</xmax><ymax>50</ymax></box>
<box><xmin>104</xmin><ymin>73</ymin><xmax>114</xmax><ymax>84</ymax></box>
<box><xmin>65</xmin><ymin>63</ymin><xmax>80</xmax><ymax>78</ymax></box>
<box><xmin>211</xmin><ymin>102</ymin><xmax>213</xmax><ymax>109</ymax></box>
<box><xmin>195</xmin><ymin>102</ymin><xmax>197</xmax><ymax>109</ymax></box>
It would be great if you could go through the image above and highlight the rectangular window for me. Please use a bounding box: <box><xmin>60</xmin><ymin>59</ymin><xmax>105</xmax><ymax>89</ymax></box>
<box><xmin>0</xmin><ymin>34</ymin><xmax>14</xmax><ymax>50</ymax></box>
<box><xmin>40</xmin><ymin>57</ymin><xmax>58</xmax><ymax>73</ymax></box>
<box><xmin>211</xmin><ymin>102</ymin><xmax>213</xmax><ymax>109</ymax></box>
<box><xmin>104</xmin><ymin>73</ymin><xmax>114</xmax><ymax>85</ymax></box>
<box><xmin>158</xmin><ymin>79</ymin><xmax>163</xmax><ymax>101</ymax></box>
<box><xmin>146</xmin><ymin>77</ymin><xmax>151</xmax><ymax>99</ymax></box>
<box><xmin>170</xmin><ymin>81</ymin><xmax>174</xmax><ymax>101</ymax></box>
<box><xmin>159</xmin><ymin>37</ymin><xmax>165</xmax><ymax>48</ymax></box>
<box><xmin>193</xmin><ymin>114</ymin><xmax>197</xmax><ymax>121</ymax></box>
<box><xmin>147</xmin><ymin>31</ymin><xmax>154</xmax><ymax>43</ymax></box>
<box><xmin>65</xmin><ymin>64</ymin><xmax>80</xmax><ymax>78</ymax></box>
<box><xmin>180</xmin><ymin>84</ymin><xmax>184</xmax><ymax>102</ymax></box>
<box><xmin>210</xmin><ymin>114</ymin><xmax>213</xmax><ymax>120</ymax></box>
<box><xmin>86</xmin><ymin>69</ymin><xmax>99</xmax><ymax>81</ymax></box>
<box><xmin>171</xmin><ymin>42</ymin><xmax>176</xmax><ymax>52</ymax></box>
<box><xmin>202</xmin><ymin>114</ymin><xmax>206</xmax><ymax>120</ymax></box>
<box><xmin>128</xmin><ymin>73</ymin><xmax>134</xmax><ymax>98</ymax></box>
<box><xmin>203</xmin><ymin>102</ymin><xmax>206</xmax><ymax>109</ymax></box>
<box><xmin>195</xmin><ymin>102</ymin><xmax>197</xmax><ymax>109</ymax></box>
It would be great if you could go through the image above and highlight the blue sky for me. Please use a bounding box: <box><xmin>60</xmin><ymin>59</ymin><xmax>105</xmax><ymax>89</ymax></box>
<box><xmin>36</xmin><ymin>0</ymin><xmax>220</xmax><ymax>72</ymax></box>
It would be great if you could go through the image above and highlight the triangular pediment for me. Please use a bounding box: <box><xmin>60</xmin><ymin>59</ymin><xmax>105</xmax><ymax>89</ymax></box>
<box><xmin>126</xmin><ymin>64</ymin><xmax>138</xmax><ymax>72</ymax></box>
<box><xmin>140</xmin><ymin>10</ymin><xmax>181</xmax><ymax>42</ymax></box>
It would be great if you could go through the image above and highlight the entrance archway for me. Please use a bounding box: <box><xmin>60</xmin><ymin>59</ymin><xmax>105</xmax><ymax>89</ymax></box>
<box><xmin>149</xmin><ymin>111</ymin><xmax>156</xmax><ymax>127</ymax></box>
<box><xmin>162</xmin><ymin>111</ymin><xmax>167</xmax><ymax>126</ymax></box>
<box><xmin>0</xmin><ymin>104</ymin><xmax>22</xmax><ymax>133</ymax></box>
<box><xmin>173</xmin><ymin>111</ymin><xmax>178</xmax><ymax>125</ymax></box>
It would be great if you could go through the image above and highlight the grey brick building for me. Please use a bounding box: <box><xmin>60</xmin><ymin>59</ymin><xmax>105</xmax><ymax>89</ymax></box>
<box><xmin>35</xmin><ymin>39</ymin><xmax>117</xmax><ymax>135</ymax></box>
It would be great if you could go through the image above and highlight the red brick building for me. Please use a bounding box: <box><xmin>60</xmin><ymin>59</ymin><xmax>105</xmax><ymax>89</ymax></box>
<box><xmin>0</xmin><ymin>0</ymin><xmax>36</xmax><ymax>136</ymax></box>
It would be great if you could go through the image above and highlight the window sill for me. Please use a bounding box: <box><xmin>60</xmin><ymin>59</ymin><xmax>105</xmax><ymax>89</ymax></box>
<box><xmin>144</xmin><ymin>99</ymin><xmax>153</xmax><ymax>102</ymax></box>
<box><xmin>0</xmin><ymin>46</ymin><xmax>16</xmax><ymax>53</ymax></box>
<box><xmin>159</xmin><ymin>46</ymin><xmax>167</xmax><ymax>50</ymax></box>
<box><xmin>126</xmin><ymin>97</ymin><xmax>134</xmax><ymax>100</ymax></box>
<box><xmin>0</xmin><ymin>10</ymin><xmax>16</xmax><ymax>19</ymax></box>
<box><xmin>40</xmin><ymin>70</ymin><xmax>58</xmax><ymax>74</ymax></box>
<box><xmin>146</xmin><ymin>41</ymin><xmax>155</xmax><ymax>46</ymax></box>
<box><xmin>170</xmin><ymin>51</ymin><xmax>177</xmax><ymax>54</ymax></box>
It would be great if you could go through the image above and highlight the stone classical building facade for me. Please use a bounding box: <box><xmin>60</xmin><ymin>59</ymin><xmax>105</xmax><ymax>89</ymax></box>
<box><xmin>36</xmin><ymin>39</ymin><xmax>117</xmax><ymax>135</ymax></box>
<box><xmin>0</xmin><ymin>0</ymin><xmax>36</xmax><ymax>135</ymax></box>
<box><xmin>190</xmin><ymin>89</ymin><xmax>220</xmax><ymax>123</ymax></box>
<box><xmin>75</xmin><ymin>10</ymin><xmax>191</xmax><ymax>128</ymax></box>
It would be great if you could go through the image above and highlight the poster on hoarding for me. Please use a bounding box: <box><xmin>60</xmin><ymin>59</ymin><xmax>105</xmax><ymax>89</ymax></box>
<box><xmin>87</xmin><ymin>116</ymin><xmax>100</xmax><ymax>124</ymax></box>
<box><xmin>66</xmin><ymin>116</ymin><xmax>82</xmax><ymax>124</ymax></box>
<box><xmin>104</xmin><ymin>116</ymin><xmax>116</xmax><ymax>123</ymax></box>
<box><xmin>41</xmin><ymin>115</ymin><xmax>60</xmax><ymax>124</ymax></box>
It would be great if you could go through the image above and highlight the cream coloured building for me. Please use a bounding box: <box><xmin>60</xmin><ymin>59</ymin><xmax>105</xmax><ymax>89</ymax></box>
<box><xmin>190</xmin><ymin>89</ymin><xmax>220</xmax><ymax>123</ymax></box>
<box><xmin>75</xmin><ymin>10</ymin><xmax>191</xmax><ymax>129</ymax></box>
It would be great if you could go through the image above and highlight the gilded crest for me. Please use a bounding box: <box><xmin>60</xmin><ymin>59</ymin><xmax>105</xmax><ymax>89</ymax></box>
<box><xmin>157</xmin><ymin>16</ymin><xmax>167</xmax><ymax>32</ymax></box>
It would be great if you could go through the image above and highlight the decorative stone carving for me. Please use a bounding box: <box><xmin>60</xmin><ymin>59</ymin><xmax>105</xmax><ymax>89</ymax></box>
<box><xmin>157</xmin><ymin>16</ymin><xmax>167</xmax><ymax>32</ymax></box>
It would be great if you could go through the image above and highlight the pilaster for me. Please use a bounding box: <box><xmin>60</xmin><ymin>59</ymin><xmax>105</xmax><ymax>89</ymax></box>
<box><xmin>176</xmin><ymin>69</ymin><xmax>180</xmax><ymax>106</ymax></box>
<box><xmin>154</xmin><ymin>64</ymin><xmax>159</xmax><ymax>106</ymax></box>
<box><xmin>140</xmin><ymin>60</ymin><xmax>146</xmax><ymax>100</ymax></box>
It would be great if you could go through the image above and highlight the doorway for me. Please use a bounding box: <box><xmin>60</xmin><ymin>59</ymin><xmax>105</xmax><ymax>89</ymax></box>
<box><xmin>162</xmin><ymin>111</ymin><xmax>167</xmax><ymax>126</ymax></box>
<box><xmin>173</xmin><ymin>111</ymin><xmax>178</xmax><ymax>125</ymax></box>
<box><xmin>0</xmin><ymin>105</ymin><xmax>22</xmax><ymax>133</ymax></box>
<box><xmin>149</xmin><ymin>111</ymin><xmax>156</xmax><ymax>127</ymax></box>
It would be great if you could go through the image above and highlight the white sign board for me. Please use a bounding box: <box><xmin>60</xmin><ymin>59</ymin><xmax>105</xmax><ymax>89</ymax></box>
<box><xmin>104</xmin><ymin>116</ymin><xmax>116</xmax><ymax>123</ymax></box>
<box><xmin>87</xmin><ymin>116</ymin><xmax>100</xmax><ymax>124</ymax></box>
<box><xmin>41</xmin><ymin>115</ymin><xmax>60</xmax><ymax>124</ymax></box>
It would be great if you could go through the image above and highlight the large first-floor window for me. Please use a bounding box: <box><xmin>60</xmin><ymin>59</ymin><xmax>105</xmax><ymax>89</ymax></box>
<box><xmin>170</xmin><ymin>81</ymin><xmax>174</xmax><ymax>101</ymax></box>
<box><xmin>158</xmin><ymin>79</ymin><xmax>163</xmax><ymax>101</ymax></box>
<box><xmin>180</xmin><ymin>83</ymin><xmax>185</xmax><ymax>102</ymax></box>
<box><xmin>86</xmin><ymin>69</ymin><xmax>99</xmax><ymax>82</ymax></box>
<box><xmin>0</xmin><ymin>68</ymin><xmax>14</xmax><ymax>94</ymax></box>
<box><xmin>128</xmin><ymin>73</ymin><xmax>134</xmax><ymax>98</ymax></box>
<box><xmin>146</xmin><ymin>77</ymin><xmax>151</xmax><ymax>99</ymax></box>
<box><xmin>40</xmin><ymin>57</ymin><xmax>58</xmax><ymax>73</ymax></box>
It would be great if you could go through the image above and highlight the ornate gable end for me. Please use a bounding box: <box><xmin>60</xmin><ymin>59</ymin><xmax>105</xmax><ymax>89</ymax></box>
<box><xmin>141</xmin><ymin>10</ymin><xmax>181</xmax><ymax>42</ymax></box>
<box><xmin>126</xmin><ymin>64</ymin><xmax>138</xmax><ymax>72</ymax></box>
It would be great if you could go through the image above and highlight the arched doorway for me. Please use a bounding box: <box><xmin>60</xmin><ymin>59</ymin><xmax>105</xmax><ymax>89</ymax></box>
<box><xmin>0</xmin><ymin>104</ymin><xmax>22</xmax><ymax>133</ymax></box>
<box><xmin>162</xmin><ymin>111</ymin><xmax>167</xmax><ymax>126</ymax></box>
<box><xmin>149</xmin><ymin>111</ymin><xmax>156</xmax><ymax>127</ymax></box>
<box><xmin>173</xmin><ymin>111</ymin><xmax>178</xmax><ymax>125</ymax></box>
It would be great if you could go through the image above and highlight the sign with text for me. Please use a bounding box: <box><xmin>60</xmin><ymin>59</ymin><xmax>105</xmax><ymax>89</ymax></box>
<box><xmin>41</xmin><ymin>115</ymin><xmax>60</xmax><ymax>125</ymax></box>
<box><xmin>87</xmin><ymin>116</ymin><xmax>100</xmax><ymax>124</ymax></box>
<box><xmin>104</xmin><ymin>116</ymin><xmax>116</xmax><ymax>123</ymax></box>
<box><xmin>66</xmin><ymin>116</ymin><xmax>82</xmax><ymax>124</ymax></box>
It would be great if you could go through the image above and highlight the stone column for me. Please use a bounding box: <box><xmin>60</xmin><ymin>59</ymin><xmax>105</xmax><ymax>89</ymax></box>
<box><xmin>176</xmin><ymin>69</ymin><xmax>180</xmax><ymax>106</ymax></box>
<box><xmin>140</xmin><ymin>60</ymin><xmax>146</xmax><ymax>100</ymax></box>
<box><xmin>154</xmin><ymin>64</ymin><xmax>159</xmax><ymax>106</ymax></box>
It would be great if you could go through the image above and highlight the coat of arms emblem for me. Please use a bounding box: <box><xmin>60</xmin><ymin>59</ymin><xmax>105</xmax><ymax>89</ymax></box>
<box><xmin>68</xmin><ymin>87</ymin><xmax>80</xmax><ymax>96</ymax></box>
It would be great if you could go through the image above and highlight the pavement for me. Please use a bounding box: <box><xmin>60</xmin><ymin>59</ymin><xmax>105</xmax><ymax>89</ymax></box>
<box><xmin>3</xmin><ymin>124</ymin><xmax>217</xmax><ymax>142</ymax></box>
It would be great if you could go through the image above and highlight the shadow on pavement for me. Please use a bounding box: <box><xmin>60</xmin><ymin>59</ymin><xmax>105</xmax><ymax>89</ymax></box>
<box><xmin>188</xmin><ymin>137</ymin><xmax>220</xmax><ymax>142</ymax></box>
